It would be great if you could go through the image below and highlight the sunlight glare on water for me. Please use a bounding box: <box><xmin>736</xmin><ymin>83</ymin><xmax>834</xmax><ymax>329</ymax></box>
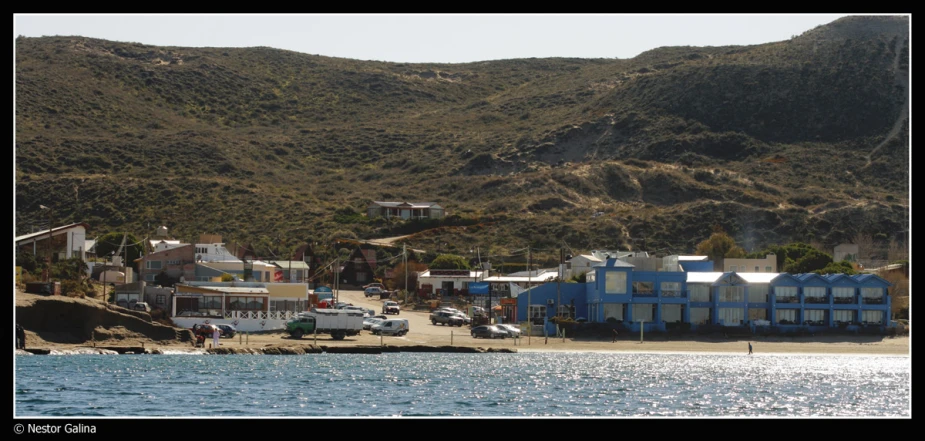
<box><xmin>15</xmin><ymin>352</ymin><xmax>909</xmax><ymax>417</ymax></box>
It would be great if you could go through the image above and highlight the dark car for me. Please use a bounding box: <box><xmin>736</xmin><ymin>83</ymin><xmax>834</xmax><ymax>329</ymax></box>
<box><xmin>471</xmin><ymin>325</ymin><xmax>507</xmax><ymax>339</ymax></box>
<box><xmin>217</xmin><ymin>324</ymin><xmax>236</xmax><ymax>338</ymax></box>
<box><xmin>364</xmin><ymin>287</ymin><xmax>384</xmax><ymax>298</ymax></box>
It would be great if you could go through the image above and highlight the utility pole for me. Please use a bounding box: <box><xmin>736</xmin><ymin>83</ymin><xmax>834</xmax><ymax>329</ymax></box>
<box><xmin>527</xmin><ymin>246</ymin><xmax>531</xmax><ymax>345</ymax></box>
<box><xmin>334</xmin><ymin>255</ymin><xmax>339</xmax><ymax>305</ymax></box>
<box><xmin>557</xmin><ymin>247</ymin><xmax>563</xmax><ymax>320</ymax></box>
<box><xmin>403</xmin><ymin>243</ymin><xmax>408</xmax><ymax>294</ymax></box>
<box><xmin>40</xmin><ymin>205</ymin><xmax>53</xmax><ymax>282</ymax></box>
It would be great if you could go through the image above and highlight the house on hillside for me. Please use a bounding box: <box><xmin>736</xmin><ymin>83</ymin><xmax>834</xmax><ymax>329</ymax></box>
<box><xmin>339</xmin><ymin>247</ymin><xmax>378</xmax><ymax>286</ymax></box>
<box><xmin>367</xmin><ymin>201</ymin><xmax>445</xmax><ymax>220</ymax></box>
<box><xmin>723</xmin><ymin>254</ymin><xmax>778</xmax><ymax>273</ymax></box>
<box><xmin>15</xmin><ymin>222</ymin><xmax>90</xmax><ymax>263</ymax></box>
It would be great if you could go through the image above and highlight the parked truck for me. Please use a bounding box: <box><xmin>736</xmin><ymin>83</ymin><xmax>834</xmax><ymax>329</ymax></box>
<box><xmin>285</xmin><ymin>308</ymin><xmax>365</xmax><ymax>340</ymax></box>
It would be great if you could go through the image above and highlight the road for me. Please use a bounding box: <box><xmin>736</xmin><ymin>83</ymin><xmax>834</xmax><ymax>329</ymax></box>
<box><xmin>334</xmin><ymin>289</ymin><xmax>479</xmax><ymax>344</ymax></box>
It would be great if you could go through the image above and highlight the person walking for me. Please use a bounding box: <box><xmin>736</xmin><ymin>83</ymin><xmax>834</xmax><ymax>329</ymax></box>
<box><xmin>16</xmin><ymin>324</ymin><xmax>26</xmax><ymax>350</ymax></box>
<box><xmin>612</xmin><ymin>329</ymin><xmax>619</xmax><ymax>343</ymax></box>
<box><xmin>748</xmin><ymin>342</ymin><xmax>753</xmax><ymax>355</ymax></box>
<box><xmin>212</xmin><ymin>327</ymin><xmax>221</xmax><ymax>348</ymax></box>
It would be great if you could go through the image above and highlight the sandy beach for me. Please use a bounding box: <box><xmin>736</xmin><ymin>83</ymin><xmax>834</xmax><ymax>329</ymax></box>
<box><xmin>16</xmin><ymin>290</ymin><xmax>910</xmax><ymax>356</ymax></box>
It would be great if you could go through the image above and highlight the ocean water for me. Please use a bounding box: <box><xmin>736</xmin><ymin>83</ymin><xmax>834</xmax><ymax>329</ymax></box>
<box><xmin>14</xmin><ymin>352</ymin><xmax>910</xmax><ymax>417</ymax></box>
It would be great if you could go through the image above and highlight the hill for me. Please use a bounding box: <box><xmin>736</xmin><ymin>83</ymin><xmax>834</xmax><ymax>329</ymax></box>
<box><xmin>14</xmin><ymin>15</ymin><xmax>910</xmax><ymax>264</ymax></box>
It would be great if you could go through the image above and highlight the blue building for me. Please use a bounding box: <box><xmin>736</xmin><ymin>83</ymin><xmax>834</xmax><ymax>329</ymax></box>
<box><xmin>516</xmin><ymin>256</ymin><xmax>892</xmax><ymax>336</ymax></box>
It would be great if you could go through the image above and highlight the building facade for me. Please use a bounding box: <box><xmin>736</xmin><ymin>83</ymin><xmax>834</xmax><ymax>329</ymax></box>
<box><xmin>516</xmin><ymin>257</ymin><xmax>893</xmax><ymax>336</ymax></box>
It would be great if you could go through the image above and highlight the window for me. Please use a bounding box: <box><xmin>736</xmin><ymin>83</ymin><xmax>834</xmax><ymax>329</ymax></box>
<box><xmin>719</xmin><ymin>286</ymin><xmax>744</xmax><ymax>302</ymax></box>
<box><xmin>604</xmin><ymin>271</ymin><xmax>626</xmax><ymax>294</ymax></box>
<box><xmin>719</xmin><ymin>308</ymin><xmax>744</xmax><ymax>326</ymax></box>
<box><xmin>689</xmin><ymin>284</ymin><xmax>710</xmax><ymax>302</ymax></box>
<box><xmin>775</xmin><ymin>286</ymin><xmax>797</xmax><ymax>301</ymax></box>
<box><xmin>833</xmin><ymin>287</ymin><xmax>854</xmax><ymax>298</ymax></box>
<box><xmin>862</xmin><ymin>310</ymin><xmax>883</xmax><ymax>324</ymax></box>
<box><xmin>631</xmin><ymin>304</ymin><xmax>654</xmax><ymax>322</ymax></box>
<box><xmin>661</xmin><ymin>282</ymin><xmax>681</xmax><ymax>297</ymax></box>
<box><xmin>728</xmin><ymin>266</ymin><xmax>737</xmax><ymax>272</ymax></box>
<box><xmin>632</xmin><ymin>281</ymin><xmax>654</xmax><ymax>295</ymax></box>
<box><xmin>740</xmin><ymin>266</ymin><xmax>747</xmax><ymax>272</ymax></box>
<box><xmin>765</xmin><ymin>266</ymin><xmax>772</xmax><ymax>272</ymax></box>
<box><xmin>661</xmin><ymin>304</ymin><xmax>682</xmax><ymax>323</ymax></box>
<box><xmin>754</xmin><ymin>266</ymin><xmax>760</xmax><ymax>272</ymax></box>
<box><xmin>690</xmin><ymin>307</ymin><xmax>711</xmax><ymax>324</ymax></box>
<box><xmin>776</xmin><ymin>309</ymin><xmax>797</xmax><ymax>324</ymax></box>
<box><xmin>528</xmin><ymin>305</ymin><xmax>547</xmax><ymax>323</ymax></box>
<box><xmin>834</xmin><ymin>310</ymin><xmax>856</xmax><ymax>323</ymax></box>
<box><xmin>804</xmin><ymin>309</ymin><xmax>825</xmax><ymax>323</ymax></box>
<box><xmin>146</xmin><ymin>260</ymin><xmax>162</xmax><ymax>270</ymax></box>
<box><xmin>603</xmin><ymin>304</ymin><xmax>623</xmax><ymax>322</ymax></box>
<box><xmin>749</xmin><ymin>285</ymin><xmax>769</xmax><ymax>303</ymax></box>
<box><xmin>155</xmin><ymin>294</ymin><xmax>166</xmax><ymax>306</ymax></box>
<box><xmin>166</xmin><ymin>259</ymin><xmax>181</xmax><ymax>265</ymax></box>
<box><xmin>861</xmin><ymin>288</ymin><xmax>882</xmax><ymax>299</ymax></box>
<box><xmin>556</xmin><ymin>305</ymin><xmax>574</xmax><ymax>319</ymax></box>
<box><xmin>202</xmin><ymin>296</ymin><xmax>223</xmax><ymax>310</ymax></box>
<box><xmin>144</xmin><ymin>274</ymin><xmax>156</xmax><ymax>282</ymax></box>
<box><xmin>804</xmin><ymin>286</ymin><xmax>825</xmax><ymax>297</ymax></box>
<box><xmin>228</xmin><ymin>296</ymin><xmax>264</xmax><ymax>311</ymax></box>
<box><xmin>586</xmin><ymin>271</ymin><xmax>596</xmax><ymax>283</ymax></box>
<box><xmin>748</xmin><ymin>309</ymin><xmax>767</xmax><ymax>321</ymax></box>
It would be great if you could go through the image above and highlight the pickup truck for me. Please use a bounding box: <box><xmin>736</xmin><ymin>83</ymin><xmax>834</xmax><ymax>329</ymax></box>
<box><xmin>285</xmin><ymin>309</ymin><xmax>364</xmax><ymax>340</ymax></box>
<box><xmin>382</xmin><ymin>300</ymin><xmax>400</xmax><ymax>315</ymax></box>
<box><xmin>430</xmin><ymin>310</ymin><xmax>468</xmax><ymax>327</ymax></box>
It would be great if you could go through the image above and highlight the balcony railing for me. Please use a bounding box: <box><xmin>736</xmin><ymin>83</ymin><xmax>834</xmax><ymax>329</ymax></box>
<box><xmin>660</xmin><ymin>291</ymin><xmax>683</xmax><ymax>298</ymax></box>
<box><xmin>632</xmin><ymin>291</ymin><xmax>657</xmax><ymax>297</ymax></box>
<box><xmin>775</xmin><ymin>296</ymin><xmax>799</xmax><ymax>303</ymax></box>
<box><xmin>862</xmin><ymin>297</ymin><xmax>885</xmax><ymax>304</ymax></box>
<box><xmin>804</xmin><ymin>296</ymin><xmax>828</xmax><ymax>304</ymax></box>
<box><xmin>833</xmin><ymin>297</ymin><xmax>856</xmax><ymax>304</ymax></box>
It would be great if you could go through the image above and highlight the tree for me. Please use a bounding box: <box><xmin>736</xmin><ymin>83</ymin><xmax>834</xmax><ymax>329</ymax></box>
<box><xmin>428</xmin><ymin>254</ymin><xmax>471</xmax><ymax>270</ymax></box>
<box><xmin>814</xmin><ymin>261</ymin><xmax>856</xmax><ymax>275</ymax></box>
<box><xmin>390</xmin><ymin>261</ymin><xmax>428</xmax><ymax>291</ymax></box>
<box><xmin>782</xmin><ymin>248</ymin><xmax>833</xmax><ymax>274</ymax></box>
<box><xmin>694</xmin><ymin>231</ymin><xmax>746</xmax><ymax>271</ymax></box>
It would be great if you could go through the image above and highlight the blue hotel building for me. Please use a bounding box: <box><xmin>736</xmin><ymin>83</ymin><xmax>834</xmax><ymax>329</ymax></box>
<box><xmin>516</xmin><ymin>256</ymin><xmax>892</xmax><ymax>335</ymax></box>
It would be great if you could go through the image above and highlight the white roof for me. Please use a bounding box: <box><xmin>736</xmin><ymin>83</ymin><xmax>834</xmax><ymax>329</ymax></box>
<box><xmin>685</xmin><ymin>272</ymin><xmax>779</xmax><ymax>284</ymax></box>
<box><xmin>570</xmin><ymin>254</ymin><xmax>603</xmax><ymax>262</ymax></box>
<box><xmin>482</xmin><ymin>275</ymin><xmax>556</xmax><ymax>283</ymax></box>
<box><xmin>677</xmin><ymin>255</ymin><xmax>709</xmax><ymax>261</ymax></box>
<box><xmin>419</xmin><ymin>270</ymin><xmax>483</xmax><ymax>278</ymax></box>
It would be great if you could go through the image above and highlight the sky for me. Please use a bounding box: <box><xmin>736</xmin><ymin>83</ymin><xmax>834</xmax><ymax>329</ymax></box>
<box><xmin>12</xmin><ymin>13</ymin><xmax>866</xmax><ymax>64</ymax></box>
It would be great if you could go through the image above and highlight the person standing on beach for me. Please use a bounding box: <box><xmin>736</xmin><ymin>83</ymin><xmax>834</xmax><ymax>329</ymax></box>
<box><xmin>213</xmin><ymin>327</ymin><xmax>221</xmax><ymax>348</ymax></box>
<box><xmin>748</xmin><ymin>342</ymin><xmax>753</xmax><ymax>354</ymax></box>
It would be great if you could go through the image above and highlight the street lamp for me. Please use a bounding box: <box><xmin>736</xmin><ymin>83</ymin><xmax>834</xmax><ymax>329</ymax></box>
<box><xmin>40</xmin><ymin>205</ymin><xmax>53</xmax><ymax>282</ymax></box>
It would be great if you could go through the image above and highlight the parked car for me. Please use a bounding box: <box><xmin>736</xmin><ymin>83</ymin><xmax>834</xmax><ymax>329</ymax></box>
<box><xmin>132</xmin><ymin>302</ymin><xmax>151</xmax><ymax>312</ymax></box>
<box><xmin>496</xmin><ymin>324</ymin><xmax>521</xmax><ymax>338</ymax></box>
<box><xmin>364</xmin><ymin>287</ymin><xmax>384</xmax><ymax>298</ymax></box>
<box><xmin>371</xmin><ymin>318</ymin><xmax>409</xmax><ymax>336</ymax></box>
<box><xmin>363</xmin><ymin>317</ymin><xmax>384</xmax><ymax>331</ymax></box>
<box><xmin>217</xmin><ymin>324</ymin><xmax>236</xmax><ymax>338</ymax></box>
<box><xmin>471</xmin><ymin>325</ymin><xmax>507</xmax><ymax>339</ymax></box>
<box><xmin>430</xmin><ymin>310</ymin><xmax>467</xmax><ymax>326</ymax></box>
<box><xmin>382</xmin><ymin>301</ymin><xmax>400</xmax><ymax>315</ymax></box>
<box><xmin>373</xmin><ymin>314</ymin><xmax>389</xmax><ymax>321</ymax></box>
<box><xmin>363</xmin><ymin>282</ymin><xmax>385</xmax><ymax>290</ymax></box>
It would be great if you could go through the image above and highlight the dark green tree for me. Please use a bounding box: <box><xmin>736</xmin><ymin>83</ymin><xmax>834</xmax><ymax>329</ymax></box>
<box><xmin>814</xmin><ymin>261</ymin><xmax>857</xmax><ymax>275</ymax></box>
<box><xmin>782</xmin><ymin>248</ymin><xmax>833</xmax><ymax>273</ymax></box>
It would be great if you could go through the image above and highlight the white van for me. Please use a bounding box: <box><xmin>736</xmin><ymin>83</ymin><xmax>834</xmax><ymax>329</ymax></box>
<box><xmin>372</xmin><ymin>318</ymin><xmax>409</xmax><ymax>336</ymax></box>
